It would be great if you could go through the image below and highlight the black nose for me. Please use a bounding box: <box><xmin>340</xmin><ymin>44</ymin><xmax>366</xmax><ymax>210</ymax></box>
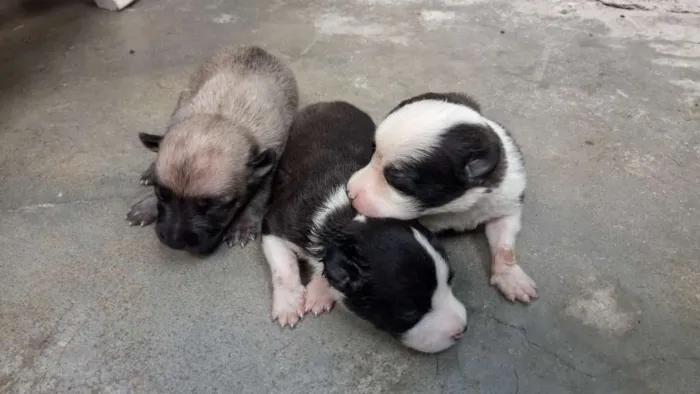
<box><xmin>160</xmin><ymin>230</ymin><xmax>198</xmax><ymax>251</ymax></box>
<box><xmin>183</xmin><ymin>231</ymin><xmax>199</xmax><ymax>248</ymax></box>
<box><xmin>164</xmin><ymin>235</ymin><xmax>186</xmax><ymax>250</ymax></box>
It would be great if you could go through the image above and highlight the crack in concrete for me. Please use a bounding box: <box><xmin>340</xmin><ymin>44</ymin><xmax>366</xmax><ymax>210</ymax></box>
<box><xmin>596</xmin><ymin>0</ymin><xmax>653</xmax><ymax>11</ymax></box>
<box><xmin>481</xmin><ymin>312</ymin><xmax>700</xmax><ymax>380</ymax></box>
<box><xmin>597</xmin><ymin>356</ymin><xmax>700</xmax><ymax>376</ymax></box>
<box><xmin>3</xmin><ymin>193</ymin><xmax>138</xmax><ymax>213</ymax></box>
<box><xmin>479</xmin><ymin>312</ymin><xmax>597</xmax><ymax>378</ymax></box>
<box><xmin>595</xmin><ymin>0</ymin><xmax>700</xmax><ymax>14</ymax></box>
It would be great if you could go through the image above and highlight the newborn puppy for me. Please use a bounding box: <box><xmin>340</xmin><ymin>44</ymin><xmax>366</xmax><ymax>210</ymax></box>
<box><xmin>262</xmin><ymin>101</ymin><xmax>467</xmax><ymax>354</ymax></box>
<box><xmin>346</xmin><ymin>92</ymin><xmax>536</xmax><ymax>303</ymax></box>
<box><xmin>126</xmin><ymin>45</ymin><xmax>299</xmax><ymax>254</ymax></box>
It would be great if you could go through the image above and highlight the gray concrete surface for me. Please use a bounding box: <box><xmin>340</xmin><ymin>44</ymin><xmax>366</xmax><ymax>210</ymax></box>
<box><xmin>1</xmin><ymin>0</ymin><xmax>699</xmax><ymax>393</ymax></box>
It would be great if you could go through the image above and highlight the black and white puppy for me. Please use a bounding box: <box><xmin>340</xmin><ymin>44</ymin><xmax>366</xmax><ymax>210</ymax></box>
<box><xmin>262</xmin><ymin>101</ymin><xmax>467</xmax><ymax>354</ymax></box>
<box><xmin>346</xmin><ymin>93</ymin><xmax>536</xmax><ymax>303</ymax></box>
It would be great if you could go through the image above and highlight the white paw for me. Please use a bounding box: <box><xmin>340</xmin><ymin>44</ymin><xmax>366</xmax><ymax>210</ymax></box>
<box><xmin>490</xmin><ymin>264</ymin><xmax>538</xmax><ymax>303</ymax></box>
<box><xmin>272</xmin><ymin>284</ymin><xmax>306</xmax><ymax>328</ymax></box>
<box><xmin>304</xmin><ymin>276</ymin><xmax>335</xmax><ymax>316</ymax></box>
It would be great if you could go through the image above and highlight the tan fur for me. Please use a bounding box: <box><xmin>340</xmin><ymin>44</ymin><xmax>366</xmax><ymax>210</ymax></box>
<box><xmin>156</xmin><ymin>45</ymin><xmax>299</xmax><ymax>197</ymax></box>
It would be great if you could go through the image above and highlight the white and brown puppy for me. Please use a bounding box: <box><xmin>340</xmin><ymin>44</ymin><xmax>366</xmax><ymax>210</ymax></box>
<box><xmin>262</xmin><ymin>101</ymin><xmax>467</xmax><ymax>354</ymax></box>
<box><xmin>346</xmin><ymin>92</ymin><xmax>536</xmax><ymax>303</ymax></box>
<box><xmin>126</xmin><ymin>45</ymin><xmax>299</xmax><ymax>254</ymax></box>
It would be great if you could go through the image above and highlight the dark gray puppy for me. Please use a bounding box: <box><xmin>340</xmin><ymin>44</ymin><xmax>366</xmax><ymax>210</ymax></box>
<box><xmin>127</xmin><ymin>45</ymin><xmax>298</xmax><ymax>254</ymax></box>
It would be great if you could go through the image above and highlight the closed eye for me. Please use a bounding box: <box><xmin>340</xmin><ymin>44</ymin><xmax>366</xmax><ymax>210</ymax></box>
<box><xmin>196</xmin><ymin>198</ymin><xmax>211</xmax><ymax>208</ymax></box>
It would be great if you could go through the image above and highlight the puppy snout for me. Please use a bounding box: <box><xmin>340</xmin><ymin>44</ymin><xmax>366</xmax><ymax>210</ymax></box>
<box><xmin>346</xmin><ymin>186</ymin><xmax>356</xmax><ymax>200</ymax></box>
<box><xmin>159</xmin><ymin>228</ymin><xmax>198</xmax><ymax>251</ymax></box>
<box><xmin>183</xmin><ymin>231</ymin><xmax>199</xmax><ymax>248</ymax></box>
<box><xmin>165</xmin><ymin>234</ymin><xmax>187</xmax><ymax>250</ymax></box>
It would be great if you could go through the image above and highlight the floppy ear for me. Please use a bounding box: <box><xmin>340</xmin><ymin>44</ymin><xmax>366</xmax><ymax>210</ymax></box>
<box><xmin>248</xmin><ymin>148</ymin><xmax>277</xmax><ymax>180</ymax></box>
<box><xmin>138</xmin><ymin>133</ymin><xmax>163</xmax><ymax>152</ymax></box>
<box><xmin>322</xmin><ymin>246</ymin><xmax>367</xmax><ymax>295</ymax></box>
<box><xmin>464</xmin><ymin>141</ymin><xmax>500</xmax><ymax>181</ymax></box>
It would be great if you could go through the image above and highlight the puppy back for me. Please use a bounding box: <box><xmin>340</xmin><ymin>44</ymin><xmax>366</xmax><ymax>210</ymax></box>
<box><xmin>179</xmin><ymin>45</ymin><xmax>299</xmax><ymax>154</ymax></box>
<box><xmin>263</xmin><ymin>101</ymin><xmax>376</xmax><ymax>244</ymax></box>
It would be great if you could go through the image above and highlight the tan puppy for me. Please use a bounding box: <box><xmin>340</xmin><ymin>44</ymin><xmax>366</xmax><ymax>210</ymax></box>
<box><xmin>127</xmin><ymin>45</ymin><xmax>299</xmax><ymax>254</ymax></box>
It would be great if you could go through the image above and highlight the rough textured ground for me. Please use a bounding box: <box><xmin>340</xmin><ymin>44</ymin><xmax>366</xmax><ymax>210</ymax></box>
<box><xmin>1</xmin><ymin>0</ymin><xmax>699</xmax><ymax>393</ymax></box>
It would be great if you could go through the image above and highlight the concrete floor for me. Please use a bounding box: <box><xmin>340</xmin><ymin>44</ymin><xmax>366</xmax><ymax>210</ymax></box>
<box><xmin>1</xmin><ymin>0</ymin><xmax>699</xmax><ymax>393</ymax></box>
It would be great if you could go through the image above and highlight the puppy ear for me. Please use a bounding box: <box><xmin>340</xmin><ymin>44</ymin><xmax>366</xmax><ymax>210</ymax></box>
<box><xmin>248</xmin><ymin>148</ymin><xmax>277</xmax><ymax>180</ymax></box>
<box><xmin>138</xmin><ymin>133</ymin><xmax>163</xmax><ymax>152</ymax></box>
<box><xmin>322</xmin><ymin>246</ymin><xmax>367</xmax><ymax>294</ymax></box>
<box><xmin>464</xmin><ymin>141</ymin><xmax>499</xmax><ymax>180</ymax></box>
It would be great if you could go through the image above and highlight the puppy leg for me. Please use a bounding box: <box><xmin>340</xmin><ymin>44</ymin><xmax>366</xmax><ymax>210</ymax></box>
<box><xmin>126</xmin><ymin>194</ymin><xmax>158</xmax><ymax>227</ymax></box>
<box><xmin>225</xmin><ymin>173</ymin><xmax>274</xmax><ymax>248</ymax></box>
<box><xmin>140</xmin><ymin>162</ymin><xmax>156</xmax><ymax>186</ymax></box>
<box><xmin>304</xmin><ymin>259</ymin><xmax>335</xmax><ymax>316</ymax></box>
<box><xmin>485</xmin><ymin>207</ymin><xmax>537</xmax><ymax>303</ymax></box>
<box><xmin>261</xmin><ymin>235</ymin><xmax>306</xmax><ymax>328</ymax></box>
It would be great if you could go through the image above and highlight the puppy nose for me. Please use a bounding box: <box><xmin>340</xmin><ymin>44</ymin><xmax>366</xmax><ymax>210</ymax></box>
<box><xmin>166</xmin><ymin>235</ymin><xmax>186</xmax><ymax>250</ymax></box>
<box><xmin>183</xmin><ymin>231</ymin><xmax>199</xmax><ymax>248</ymax></box>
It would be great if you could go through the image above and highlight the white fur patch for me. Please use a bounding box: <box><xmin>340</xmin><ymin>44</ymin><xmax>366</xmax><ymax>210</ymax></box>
<box><xmin>401</xmin><ymin>228</ymin><xmax>467</xmax><ymax>353</ymax></box>
<box><xmin>347</xmin><ymin>163</ymin><xmax>420</xmax><ymax>220</ymax></box>
<box><xmin>261</xmin><ymin>235</ymin><xmax>306</xmax><ymax>328</ymax></box>
<box><xmin>308</xmin><ymin>185</ymin><xmax>350</xmax><ymax>253</ymax></box>
<box><xmin>353</xmin><ymin>214</ymin><xmax>367</xmax><ymax>222</ymax></box>
<box><xmin>376</xmin><ymin>99</ymin><xmax>486</xmax><ymax>163</ymax></box>
<box><xmin>348</xmin><ymin>97</ymin><xmax>527</xmax><ymax>233</ymax></box>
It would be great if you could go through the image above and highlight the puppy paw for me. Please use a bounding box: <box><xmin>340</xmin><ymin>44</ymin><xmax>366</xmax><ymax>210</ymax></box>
<box><xmin>490</xmin><ymin>264</ymin><xmax>537</xmax><ymax>303</ymax></box>
<box><xmin>272</xmin><ymin>285</ymin><xmax>306</xmax><ymax>328</ymax></box>
<box><xmin>304</xmin><ymin>276</ymin><xmax>335</xmax><ymax>316</ymax></box>
<box><xmin>140</xmin><ymin>163</ymin><xmax>155</xmax><ymax>186</ymax></box>
<box><xmin>126</xmin><ymin>196</ymin><xmax>158</xmax><ymax>227</ymax></box>
<box><xmin>224</xmin><ymin>214</ymin><xmax>262</xmax><ymax>248</ymax></box>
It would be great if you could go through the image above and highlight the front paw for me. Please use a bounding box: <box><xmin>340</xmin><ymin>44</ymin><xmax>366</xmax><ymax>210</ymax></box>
<box><xmin>490</xmin><ymin>263</ymin><xmax>538</xmax><ymax>303</ymax></box>
<box><xmin>304</xmin><ymin>276</ymin><xmax>335</xmax><ymax>316</ymax></box>
<box><xmin>140</xmin><ymin>163</ymin><xmax>155</xmax><ymax>186</ymax></box>
<box><xmin>224</xmin><ymin>214</ymin><xmax>262</xmax><ymax>248</ymax></box>
<box><xmin>272</xmin><ymin>284</ymin><xmax>306</xmax><ymax>328</ymax></box>
<box><xmin>126</xmin><ymin>196</ymin><xmax>158</xmax><ymax>227</ymax></box>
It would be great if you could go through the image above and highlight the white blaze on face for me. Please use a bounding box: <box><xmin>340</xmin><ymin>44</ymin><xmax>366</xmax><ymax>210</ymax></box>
<box><xmin>346</xmin><ymin>161</ymin><xmax>418</xmax><ymax>219</ymax></box>
<box><xmin>401</xmin><ymin>228</ymin><xmax>468</xmax><ymax>354</ymax></box>
<box><xmin>346</xmin><ymin>99</ymin><xmax>487</xmax><ymax>219</ymax></box>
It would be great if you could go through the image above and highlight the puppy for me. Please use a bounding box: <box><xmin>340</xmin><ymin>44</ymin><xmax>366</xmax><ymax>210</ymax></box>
<box><xmin>262</xmin><ymin>101</ymin><xmax>467</xmax><ymax>354</ymax></box>
<box><xmin>126</xmin><ymin>45</ymin><xmax>299</xmax><ymax>254</ymax></box>
<box><xmin>346</xmin><ymin>92</ymin><xmax>536</xmax><ymax>303</ymax></box>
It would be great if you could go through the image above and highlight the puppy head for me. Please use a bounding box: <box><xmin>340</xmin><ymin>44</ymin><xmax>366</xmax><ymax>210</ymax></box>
<box><xmin>139</xmin><ymin>115</ymin><xmax>275</xmax><ymax>254</ymax></box>
<box><xmin>346</xmin><ymin>97</ymin><xmax>501</xmax><ymax>219</ymax></box>
<box><xmin>323</xmin><ymin>219</ymin><xmax>467</xmax><ymax>353</ymax></box>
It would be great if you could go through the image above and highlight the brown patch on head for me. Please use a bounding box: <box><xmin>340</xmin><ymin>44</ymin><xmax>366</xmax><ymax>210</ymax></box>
<box><xmin>155</xmin><ymin>114</ymin><xmax>253</xmax><ymax>197</ymax></box>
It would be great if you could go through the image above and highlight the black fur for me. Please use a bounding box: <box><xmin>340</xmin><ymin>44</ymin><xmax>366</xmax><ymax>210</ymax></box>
<box><xmin>384</xmin><ymin>123</ymin><xmax>504</xmax><ymax>210</ymax></box>
<box><xmin>152</xmin><ymin>150</ymin><xmax>274</xmax><ymax>255</ymax></box>
<box><xmin>264</xmin><ymin>101</ymin><xmax>453</xmax><ymax>337</ymax></box>
<box><xmin>382</xmin><ymin>93</ymin><xmax>509</xmax><ymax>210</ymax></box>
<box><xmin>138</xmin><ymin>132</ymin><xmax>162</xmax><ymax>152</ymax></box>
